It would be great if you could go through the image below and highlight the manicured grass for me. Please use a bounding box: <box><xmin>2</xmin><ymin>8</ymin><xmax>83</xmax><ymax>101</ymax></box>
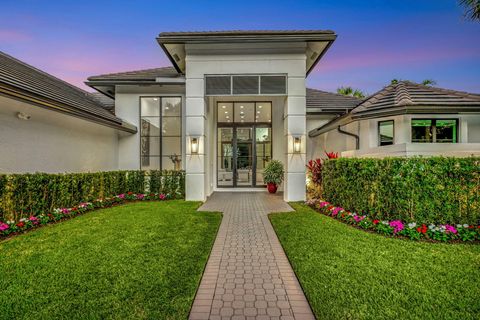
<box><xmin>0</xmin><ymin>201</ymin><xmax>222</xmax><ymax>320</ymax></box>
<box><xmin>269</xmin><ymin>203</ymin><xmax>480</xmax><ymax>320</ymax></box>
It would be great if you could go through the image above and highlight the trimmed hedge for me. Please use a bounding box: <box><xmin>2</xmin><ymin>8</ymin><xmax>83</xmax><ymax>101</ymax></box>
<box><xmin>322</xmin><ymin>157</ymin><xmax>480</xmax><ymax>224</ymax></box>
<box><xmin>0</xmin><ymin>170</ymin><xmax>185</xmax><ymax>222</ymax></box>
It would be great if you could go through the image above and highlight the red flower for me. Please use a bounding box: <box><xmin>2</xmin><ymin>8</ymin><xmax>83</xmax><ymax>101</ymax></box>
<box><xmin>16</xmin><ymin>221</ymin><xmax>25</xmax><ymax>228</ymax></box>
<box><xmin>373</xmin><ymin>219</ymin><xmax>380</xmax><ymax>225</ymax></box>
<box><xmin>417</xmin><ymin>224</ymin><xmax>427</xmax><ymax>234</ymax></box>
<box><xmin>325</xmin><ymin>151</ymin><xmax>339</xmax><ymax>159</ymax></box>
<box><xmin>128</xmin><ymin>191</ymin><xmax>133</xmax><ymax>195</ymax></box>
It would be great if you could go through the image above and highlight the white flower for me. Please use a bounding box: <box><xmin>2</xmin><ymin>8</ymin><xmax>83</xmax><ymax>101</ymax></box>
<box><xmin>408</xmin><ymin>222</ymin><xmax>417</xmax><ymax>228</ymax></box>
<box><xmin>457</xmin><ymin>224</ymin><xmax>462</xmax><ymax>229</ymax></box>
<box><xmin>463</xmin><ymin>224</ymin><xmax>469</xmax><ymax>228</ymax></box>
<box><xmin>428</xmin><ymin>224</ymin><xmax>435</xmax><ymax>229</ymax></box>
<box><xmin>382</xmin><ymin>221</ymin><xmax>389</xmax><ymax>225</ymax></box>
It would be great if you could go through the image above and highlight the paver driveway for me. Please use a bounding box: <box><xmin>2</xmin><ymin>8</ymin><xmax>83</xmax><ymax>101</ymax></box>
<box><xmin>189</xmin><ymin>192</ymin><xmax>314</xmax><ymax>320</ymax></box>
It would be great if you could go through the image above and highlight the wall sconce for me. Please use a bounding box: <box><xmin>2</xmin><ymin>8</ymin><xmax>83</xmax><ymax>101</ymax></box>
<box><xmin>293</xmin><ymin>136</ymin><xmax>301</xmax><ymax>153</ymax></box>
<box><xmin>191</xmin><ymin>137</ymin><xmax>199</xmax><ymax>154</ymax></box>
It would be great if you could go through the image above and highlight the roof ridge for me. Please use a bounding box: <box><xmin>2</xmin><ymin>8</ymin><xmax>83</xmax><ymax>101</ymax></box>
<box><xmin>356</xmin><ymin>83</ymin><xmax>396</xmax><ymax>110</ymax></box>
<box><xmin>406</xmin><ymin>81</ymin><xmax>480</xmax><ymax>99</ymax></box>
<box><xmin>306</xmin><ymin>87</ymin><xmax>362</xmax><ymax>101</ymax></box>
<box><xmin>394</xmin><ymin>82</ymin><xmax>413</xmax><ymax>106</ymax></box>
<box><xmin>88</xmin><ymin>66</ymin><xmax>175</xmax><ymax>79</ymax></box>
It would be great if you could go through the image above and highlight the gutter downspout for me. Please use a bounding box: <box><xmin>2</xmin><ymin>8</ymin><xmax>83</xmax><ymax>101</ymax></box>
<box><xmin>337</xmin><ymin>125</ymin><xmax>359</xmax><ymax>150</ymax></box>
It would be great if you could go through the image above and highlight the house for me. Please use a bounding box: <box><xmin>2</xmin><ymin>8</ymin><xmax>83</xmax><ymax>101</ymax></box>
<box><xmin>1</xmin><ymin>30</ymin><xmax>479</xmax><ymax>202</ymax></box>
<box><xmin>308</xmin><ymin>81</ymin><xmax>480</xmax><ymax>158</ymax></box>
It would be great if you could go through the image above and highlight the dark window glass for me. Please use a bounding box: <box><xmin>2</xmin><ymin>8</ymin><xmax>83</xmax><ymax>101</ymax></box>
<box><xmin>412</xmin><ymin>119</ymin><xmax>433</xmax><ymax>143</ymax></box>
<box><xmin>232</xmin><ymin>76</ymin><xmax>259</xmax><ymax>95</ymax></box>
<box><xmin>411</xmin><ymin>119</ymin><xmax>457</xmax><ymax>143</ymax></box>
<box><xmin>205</xmin><ymin>76</ymin><xmax>231</xmax><ymax>95</ymax></box>
<box><xmin>378</xmin><ymin>120</ymin><xmax>394</xmax><ymax>146</ymax></box>
<box><xmin>140</xmin><ymin>97</ymin><xmax>182</xmax><ymax>170</ymax></box>
<box><xmin>260</xmin><ymin>76</ymin><xmax>286</xmax><ymax>94</ymax></box>
<box><xmin>436</xmin><ymin>120</ymin><xmax>457</xmax><ymax>143</ymax></box>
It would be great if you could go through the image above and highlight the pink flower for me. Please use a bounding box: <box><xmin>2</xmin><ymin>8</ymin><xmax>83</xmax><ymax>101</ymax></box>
<box><xmin>61</xmin><ymin>208</ymin><xmax>70</xmax><ymax>214</ymax></box>
<box><xmin>318</xmin><ymin>202</ymin><xmax>330</xmax><ymax>208</ymax></box>
<box><xmin>159</xmin><ymin>194</ymin><xmax>166</xmax><ymax>200</ymax></box>
<box><xmin>117</xmin><ymin>194</ymin><xmax>125</xmax><ymax>199</ymax></box>
<box><xmin>136</xmin><ymin>194</ymin><xmax>145</xmax><ymax>200</ymax></box>
<box><xmin>353</xmin><ymin>215</ymin><xmax>366</xmax><ymax>223</ymax></box>
<box><xmin>0</xmin><ymin>223</ymin><xmax>9</xmax><ymax>231</ymax></box>
<box><xmin>444</xmin><ymin>225</ymin><xmax>457</xmax><ymax>234</ymax></box>
<box><xmin>29</xmin><ymin>216</ymin><xmax>40</xmax><ymax>225</ymax></box>
<box><xmin>331</xmin><ymin>207</ymin><xmax>343</xmax><ymax>216</ymax></box>
<box><xmin>389</xmin><ymin>220</ymin><xmax>404</xmax><ymax>234</ymax></box>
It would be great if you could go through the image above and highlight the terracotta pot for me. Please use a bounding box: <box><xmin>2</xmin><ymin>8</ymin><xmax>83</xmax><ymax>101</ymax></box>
<box><xmin>267</xmin><ymin>183</ymin><xmax>278</xmax><ymax>194</ymax></box>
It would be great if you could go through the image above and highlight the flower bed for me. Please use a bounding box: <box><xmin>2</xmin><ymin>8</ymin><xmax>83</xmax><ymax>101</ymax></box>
<box><xmin>0</xmin><ymin>192</ymin><xmax>172</xmax><ymax>239</ymax></box>
<box><xmin>306</xmin><ymin>199</ymin><xmax>480</xmax><ymax>242</ymax></box>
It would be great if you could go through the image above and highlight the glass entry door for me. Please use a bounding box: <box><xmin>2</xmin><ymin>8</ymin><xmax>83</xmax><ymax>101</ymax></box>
<box><xmin>217</xmin><ymin>125</ymin><xmax>272</xmax><ymax>188</ymax></box>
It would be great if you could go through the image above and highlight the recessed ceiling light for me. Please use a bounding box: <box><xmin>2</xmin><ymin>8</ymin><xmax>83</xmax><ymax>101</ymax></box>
<box><xmin>241</xmin><ymin>120</ymin><xmax>244</xmax><ymax>122</ymax></box>
<box><xmin>165</xmin><ymin>107</ymin><xmax>169</xmax><ymax>110</ymax></box>
<box><xmin>222</xmin><ymin>105</ymin><xmax>226</xmax><ymax>109</ymax></box>
<box><xmin>268</xmin><ymin>119</ymin><xmax>271</xmax><ymax>122</ymax></box>
<box><xmin>240</xmin><ymin>111</ymin><xmax>244</xmax><ymax>115</ymax></box>
<box><xmin>240</xmin><ymin>105</ymin><xmax>244</xmax><ymax>108</ymax></box>
<box><xmin>258</xmin><ymin>105</ymin><xmax>262</xmax><ymax>108</ymax></box>
<box><xmin>257</xmin><ymin>111</ymin><xmax>260</xmax><ymax>113</ymax></box>
<box><xmin>241</xmin><ymin>115</ymin><xmax>244</xmax><ymax>119</ymax></box>
<box><xmin>153</xmin><ymin>98</ymin><xmax>158</xmax><ymax>101</ymax></box>
<box><xmin>225</xmin><ymin>111</ymin><xmax>228</xmax><ymax>114</ymax></box>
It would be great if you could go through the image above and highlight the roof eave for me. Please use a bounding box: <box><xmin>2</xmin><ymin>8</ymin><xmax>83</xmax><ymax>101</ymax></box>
<box><xmin>0</xmin><ymin>83</ymin><xmax>137</xmax><ymax>134</ymax></box>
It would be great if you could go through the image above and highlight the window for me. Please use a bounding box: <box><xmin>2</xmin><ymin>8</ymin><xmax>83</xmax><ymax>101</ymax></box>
<box><xmin>217</xmin><ymin>102</ymin><xmax>272</xmax><ymax>124</ymax></box>
<box><xmin>411</xmin><ymin>119</ymin><xmax>458</xmax><ymax>143</ymax></box>
<box><xmin>205</xmin><ymin>75</ymin><xmax>286</xmax><ymax>96</ymax></box>
<box><xmin>140</xmin><ymin>97</ymin><xmax>182</xmax><ymax>170</ymax></box>
<box><xmin>378</xmin><ymin>120</ymin><xmax>394</xmax><ymax>146</ymax></box>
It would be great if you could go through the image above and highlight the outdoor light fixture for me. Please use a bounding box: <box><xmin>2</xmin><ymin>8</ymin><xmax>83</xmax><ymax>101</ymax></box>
<box><xmin>191</xmin><ymin>137</ymin><xmax>199</xmax><ymax>154</ymax></box>
<box><xmin>294</xmin><ymin>136</ymin><xmax>301</xmax><ymax>153</ymax></box>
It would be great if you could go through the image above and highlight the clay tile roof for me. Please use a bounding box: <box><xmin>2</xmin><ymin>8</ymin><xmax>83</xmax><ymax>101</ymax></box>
<box><xmin>88</xmin><ymin>92</ymin><xmax>115</xmax><ymax>113</ymax></box>
<box><xmin>87</xmin><ymin>67</ymin><xmax>179</xmax><ymax>81</ymax></box>
<box><xmin>0</xmin><ymin>51</ymin><xmax>127</xmax><ymax>126</ymax></box>
<box><xmin>306</xmin><ymin>88</ymin><xmax>362</xmax><ymax>114</ymax></box>
<box><xmin>352</xmin><ymin>81</ymin><xmax>480</xmax><ymax>115</ymax></box>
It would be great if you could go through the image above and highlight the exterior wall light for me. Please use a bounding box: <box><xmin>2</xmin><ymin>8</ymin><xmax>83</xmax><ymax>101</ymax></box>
<box><xmin>294</xmin><ymin>136</ymin><xmax>301</xmax><ymax>153</ymax></box>
<box><xmin>191</xmin><ymin>137</ymin><xmax>199</xmax><ymax>154</ymax></box>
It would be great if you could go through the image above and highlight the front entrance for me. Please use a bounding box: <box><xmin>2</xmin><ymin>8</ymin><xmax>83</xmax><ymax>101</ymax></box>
<box><xmin>216</xmin><ymin>102</ymin><xmax>272</xmax><ymax>188</ymax></box>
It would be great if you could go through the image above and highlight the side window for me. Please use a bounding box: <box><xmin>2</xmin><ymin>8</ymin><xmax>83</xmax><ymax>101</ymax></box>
<box><xmin>378</xmin><ymin>120</ymin><xmax>394</xmax><ymax>146</ymax></box>
<box><xmin>411</xmin><ymin>119</ymin><xmax>458</xmax><ymax>143</ymax></box>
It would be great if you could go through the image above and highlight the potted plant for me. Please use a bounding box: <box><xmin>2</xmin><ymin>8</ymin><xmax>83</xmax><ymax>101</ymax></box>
<box><xmin>263</xmin><ymin>160</ymin><xmax>284</xmax><ymax>193</ymax></box>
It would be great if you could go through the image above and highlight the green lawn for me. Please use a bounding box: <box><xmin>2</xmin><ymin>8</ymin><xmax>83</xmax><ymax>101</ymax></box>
<box><xmin>269</xmin><ymin>203</ymin><xmax>480</xmax><ymax>320</ymax></box>
<box><xmin>0</xmin><ymin>201</ymin><xmax>221</xmax><ymax>320</ymax></box>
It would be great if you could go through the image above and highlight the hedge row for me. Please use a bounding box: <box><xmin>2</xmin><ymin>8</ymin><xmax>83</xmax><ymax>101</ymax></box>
<box><xmin>321</xmin><ymin>157</ymin><xmax>480</xmax><ymax>224</ymax></box>
<box><xmin>0</xmin><ymin>170</ymin><xmax>185</xmax><ymax>222</ymax></box>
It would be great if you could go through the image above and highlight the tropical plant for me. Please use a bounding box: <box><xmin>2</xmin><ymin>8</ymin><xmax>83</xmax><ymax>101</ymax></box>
<box><xmin>263</xmin><ymin>160</ymin><xmax>284</xmax><ymax>185</ymax></box>
<box><xmin>325</xmin><ymin>151</ymin><xmax>339</xmax><ymax>159</ymax></box>
<box><xmin>390</xmin><ymin>79</ymin><xmax>437</xmax><ymax>86</ymax></box>
<box><xmin>459</xmin><ymin>0</ymin><xmax>480</xmax><ymax>21</ymax></box>
<box><xmin>336</xmin><ymin>86</ymin><xmax>366</xmax><ymax>99</ymax></box>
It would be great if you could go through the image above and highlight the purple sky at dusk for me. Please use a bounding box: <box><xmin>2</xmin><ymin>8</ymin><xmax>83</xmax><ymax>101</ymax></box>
<box><xmin>1</xmin><ymin>0</ymin><xmax>479</xmax><ymax>94</ymax></box>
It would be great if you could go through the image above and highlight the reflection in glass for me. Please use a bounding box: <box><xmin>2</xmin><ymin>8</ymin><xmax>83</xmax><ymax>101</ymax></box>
<box><xmin>378</xmin><ymin>120</ymin><xmax>394</xmax><ymax>146</ymax></box>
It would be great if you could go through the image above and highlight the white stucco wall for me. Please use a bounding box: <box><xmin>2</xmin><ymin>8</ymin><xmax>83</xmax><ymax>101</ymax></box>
<box><xmin>184</xmin><ymin>45</ymin><xmax>307</xmax><ymax>201</ymax></box>
<box><xmin>0</xmin><ymin>96</ymin><xmax>119</xmax><ymax>173</ymax></box>
<box><xmin>114</xmin><ymin>85</ymin><xmax>186</xmax><ymax>170</ymax></box>
<box><xmin>309</xmin><ymin>113</ymin><xmax>480</xmax><ymax>158</ymax></box>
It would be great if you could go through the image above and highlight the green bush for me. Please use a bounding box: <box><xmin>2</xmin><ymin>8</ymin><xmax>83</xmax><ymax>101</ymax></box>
<box><xmin>0</xmin><ymin>170</ymin><xmax>185</xmax><ymax>222</ymax></box>
<box><xmin>321</xmin><ymin>157</ymin><xmax>480</xmax><ymax>224</ymax></box>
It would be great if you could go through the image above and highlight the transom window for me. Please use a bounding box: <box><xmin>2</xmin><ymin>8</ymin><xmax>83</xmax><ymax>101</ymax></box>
<box><xmin>206</xmin><ymin>75</ymin><xmax>287</xmax><ymax>96</ymax></box>
<box><xmin>217</xmin><ymin>102</ymin><xmax>272</xmax><ymax>124</ymax></box>
<box><xmin>140</xmin><ymin>97</ymin><xmax>182</xmax><ymax>170</ymax></box>
<box><xmin>378</xmin><ymin>120</ymin><xmax>394</xmax><ymax>146</ymax></box>
<box><xmin>411</xmin><ymin>119</ymin><xmax>458</xmax><ymax>143</ymax></box>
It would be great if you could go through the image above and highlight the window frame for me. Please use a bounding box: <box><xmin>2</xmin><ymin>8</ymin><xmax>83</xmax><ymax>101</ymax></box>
<box><xmin>205</xmin><ymin>74</ymin><xmax>287</xmax><ymax>96</ymax></box>
<box><xmin>378</xmin><ymin>120</ymin><xmax>395</xmax><ymax>146</ymax></box>
<box><xmin>411</xmin><ymin>118</ymin><xmax>459</xmax><ymax>143</ymax></box>
<box><xmin>139</xmin><ymin>96</ymin><xmax>182</xmax><ymax>170</ymax></box>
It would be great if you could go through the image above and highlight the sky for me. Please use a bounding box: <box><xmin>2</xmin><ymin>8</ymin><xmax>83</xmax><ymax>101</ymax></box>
<box><xmin>1</xmin><ymin>0</ymin><xmax>479</xmax><ymax>94</ymax></box>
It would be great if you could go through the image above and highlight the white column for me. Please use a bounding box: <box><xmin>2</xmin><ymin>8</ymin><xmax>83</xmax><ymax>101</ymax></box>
<box><xmin>185</xmin><ymin>76</ymin><xmax>207</xmax><ymax>201</ymax></box>
<box><xmin>284</xmin><ymin>76</ymin><xmax>307</xmax><ymax>202</ymax></box>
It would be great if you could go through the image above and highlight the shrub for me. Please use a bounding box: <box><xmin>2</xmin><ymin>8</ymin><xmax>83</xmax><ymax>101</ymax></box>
<box><xmin>263</xmin><ymin>160</ymin><xmax>285</xmax><ymax>185</ymax></box>
<box><xmin>321</xmin><ymin>157</ymin><xmax>480</xmax><ymax>224</ymax></box>
<box><xmin>0</xmin><ymin>170</ymin><xmax>185</xmax><ymax>223</ymax></box>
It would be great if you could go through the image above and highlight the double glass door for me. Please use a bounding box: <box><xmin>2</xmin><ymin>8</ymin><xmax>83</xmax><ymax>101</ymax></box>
<box><xmin>217</xmin><ymin>126</ymin><xmax>272</xmax><ymax>187</ymax></box>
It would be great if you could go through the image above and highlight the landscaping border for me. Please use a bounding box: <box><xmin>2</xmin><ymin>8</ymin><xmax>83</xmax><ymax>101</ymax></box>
<box><xmin>306</xmin><ymin>199</ymin><xmax>480</xmax><ymax>243</ymax></box>
<box><xmin>0</xmin><ymin>192</ymin><xmax>172</xmax><ymax>240</ymax></box>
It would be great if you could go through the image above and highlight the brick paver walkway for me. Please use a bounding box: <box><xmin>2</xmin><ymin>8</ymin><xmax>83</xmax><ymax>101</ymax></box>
<box><xmin>189</xmin><ymin>192</ymin><xmax>315</xmax><ymax>320</ymax></box>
